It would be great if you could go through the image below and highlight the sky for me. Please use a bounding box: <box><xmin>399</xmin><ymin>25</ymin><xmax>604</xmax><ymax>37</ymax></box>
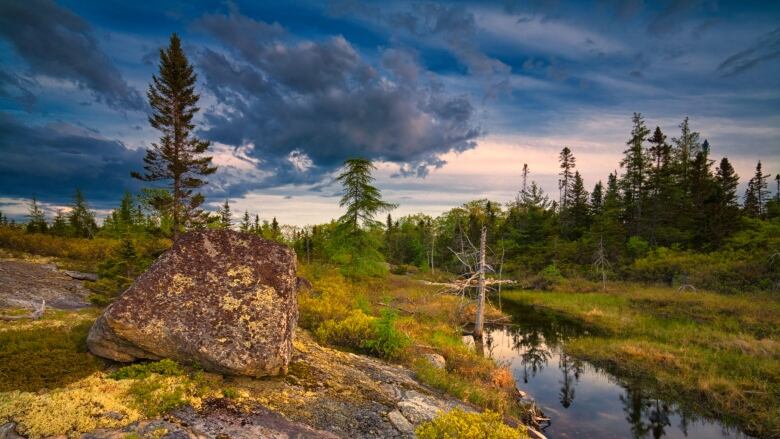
<box><xmin>1</xmin><ymin>0</ymin><xmax>779</xmax><ymax>226</ymax></box>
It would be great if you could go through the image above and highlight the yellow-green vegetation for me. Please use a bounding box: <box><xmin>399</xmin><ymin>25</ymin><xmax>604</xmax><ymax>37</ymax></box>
<box><xmin>298</xmin><ymin>265</ymin><xmax>521</xmax><ymax>417</ymax></box>
<box><xmin>0</xmin><ymin>358</ymin><xmax>222</xmax><ymax>438</ymax></box>
<box><xmin>503</xmin><ymin>284</ymin><xmax>780</xmax><ymax>438</ymax></box>
<box><xmin>0</xmin><ymin>226</ymin><xmax>116</xmax><ymax>269</ymax></box>
<box><xmin>415</xmin><ymin>408</ymin><xmax>528</xmax><ymax>439</ymax></box>
<box><xmin>0</xmin><ymin>308</ymin><xmax>104</xmax><ymax>392</ymax></box>
<box><xmin>0</xmin><ymin>374</ymin><xmax>142</xmax><ymax>438</ymax></box>
<box><xmin>0</xmin><ymin>306</ymin><xmax>221</xmax><ymax>437</ymax></box>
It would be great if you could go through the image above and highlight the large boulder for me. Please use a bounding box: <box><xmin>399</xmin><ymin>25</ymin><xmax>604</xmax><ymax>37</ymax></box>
<box><xmin>87</xmin><ymin>229</ymin><xmax>298</xmax><ymax>377</ymax></box>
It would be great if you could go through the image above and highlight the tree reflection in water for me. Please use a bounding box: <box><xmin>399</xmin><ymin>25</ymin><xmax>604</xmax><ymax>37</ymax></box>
<box><xmin>467</xmin><ymin>300</ymin><xmax>751</xmax><ymax>439</ymax></box>
<box><xmin>558</xmin><ymin>352</ymin><xmax>583</xmax><ymax>408</ymax></box>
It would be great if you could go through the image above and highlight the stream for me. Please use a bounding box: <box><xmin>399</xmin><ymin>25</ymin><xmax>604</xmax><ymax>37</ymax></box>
<box><xmin>464</xmin><ymin>301</ymin><xmax>754</xmax><ymax>439</ymax></box>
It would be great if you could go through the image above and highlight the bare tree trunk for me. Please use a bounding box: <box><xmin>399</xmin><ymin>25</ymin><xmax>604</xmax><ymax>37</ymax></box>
<box><xmin>497</xmin><ymin>245</ymin><xmax>505</xmax><ymax>312</ymax></box>
<box><xmin>430</xmin><ymin>230</ymin><xmax>436</xmax><ymax>275</ymax></box>
<box><xmin>474</xmin><ymin>225</ymin><xmax>487</xmax><ymax>339</ymax></box>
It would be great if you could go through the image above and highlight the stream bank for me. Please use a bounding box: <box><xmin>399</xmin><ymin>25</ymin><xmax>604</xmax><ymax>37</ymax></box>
<box><xmin>481</xmin><ymin>292</ymin><xmax>768</xmax><ymax>438</ymax></box>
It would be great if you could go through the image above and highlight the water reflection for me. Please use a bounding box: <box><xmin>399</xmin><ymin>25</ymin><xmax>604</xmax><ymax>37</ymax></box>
<box><xmin>464</xmin><ymin>302</ymin><xmax>753</xmax><ymax>439</ymax></box>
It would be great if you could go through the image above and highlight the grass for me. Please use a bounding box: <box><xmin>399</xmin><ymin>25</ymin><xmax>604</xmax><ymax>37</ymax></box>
<box><xmin>0</xmin><ymin>308</ymin><xmax>104</xmax><ymax>392</ymax></box>
<box><xmin>502</xmin><ymin>283</ymin><xmax>780</xmax><ymax>439</ymax></box>
<box><xmin>298</xmin><ymin>265</ymin><xmax>525</xmax><ymax>419</ymax></box>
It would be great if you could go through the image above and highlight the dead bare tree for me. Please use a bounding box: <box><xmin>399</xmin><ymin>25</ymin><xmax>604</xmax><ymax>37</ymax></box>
<box><xmin>474</xmin><ymin>225</ymin><xmax>487</xmax><ymax>339</ymax></box>
<box><xmin>0</xmin><ymin>299</ymin><xmax>46</xmax><ymax>321</ymax></box>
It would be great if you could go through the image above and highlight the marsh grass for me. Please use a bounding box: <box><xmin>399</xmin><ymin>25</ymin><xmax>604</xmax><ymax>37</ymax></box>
<box><xmin>503</xmin><ymin>284</ymin><xmax>780</xmax><ymax>438</ymax></box>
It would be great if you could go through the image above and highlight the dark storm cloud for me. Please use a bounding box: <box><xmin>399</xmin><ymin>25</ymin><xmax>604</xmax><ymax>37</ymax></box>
<box><xmin>331</xmin><ymin>1</ymin><xmax>510</xmax><ymax>92</ymax></box>
<box><xmin>0</xmin><ymin>70</ymin><xmax>36</xmax><ymax>110</ymax></box>
<box><xmin>0</xmin><ymin>112</ymin><xmax>144</xmax><ymax>203</ymax></box>
<box><xmin>195</xmin><ymin>10</ymin><xmax>482</xmax><ymax>191</ymax></box>
<box><xmin>717</xmin><ymin>27</ymin><xmax>780</xmax><ymax>77</ymax></box>
<box><xmin>0</xmin><ymin>0</ymin><xmax>144</xmax><ymax>111</ymax></box>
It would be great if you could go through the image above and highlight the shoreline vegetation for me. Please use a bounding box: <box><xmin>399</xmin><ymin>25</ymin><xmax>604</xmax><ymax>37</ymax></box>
<box><xmin>502</xmin><ymin>284</ymin><xmax>780</xmax><ymax>439</ymax></box>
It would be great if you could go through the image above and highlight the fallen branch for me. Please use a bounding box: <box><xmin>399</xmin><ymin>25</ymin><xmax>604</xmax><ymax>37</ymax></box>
<box><xmin>420</xmin><ymin>279</ymin><xmax>517</xmax><ymax>288</ymax></box>
<box><xmin>0</xmin><ymin>299</ymin><xmax>46</xmax><ymax>321</ymax></box>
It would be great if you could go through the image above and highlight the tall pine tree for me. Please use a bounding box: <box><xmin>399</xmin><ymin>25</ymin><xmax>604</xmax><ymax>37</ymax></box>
<box><xmin>744</xmin><ymin>161</ymin><xmax>769</xmax><ymax>218</ymax></box>
<box><xmin>558</xmin><ymin>147</ymin><xmax>576</xmax><ymax>211</ymax></box>
<box><xmin>619</xmin><ymin>113</ymin><xmax>650</xmax><ymax>237</ymax></box>
<box><xmin>132</xmin><ymin>33</ymin><xmax>216</xmax><ymax>241</ymax></box>
<box><xmin>711</xmin><ymin>157</ymin><xmax>740</xmax><ymax>244</ymax></box>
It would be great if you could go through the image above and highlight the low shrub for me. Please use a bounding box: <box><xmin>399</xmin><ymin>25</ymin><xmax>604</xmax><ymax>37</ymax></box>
<box><xmin>415</xmin><ymin>408</ymin><xmax>528</xmax><ymax>439</ymax></box>
<box><xmin>314</xmin><ymin>309</ymin><xmax>377</xmax><ymax>350</ymax></box>
<box><xmin>362</xmin><ymin>309</ymin><xmax>410</xmax><ymax>359</ymax></box>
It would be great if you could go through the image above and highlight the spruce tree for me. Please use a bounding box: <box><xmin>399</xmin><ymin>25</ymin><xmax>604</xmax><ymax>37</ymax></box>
<box><xmin>744</xmin><ymin>161</ymin><xmax>769</xmax><ymax>218</ymax></box>
<box><xmin>337</xmin><ymin>158</ymin><xmax>396</xmax><ymax>232</ymax></box>
<box><xmin>26</xmin><ymin>197</ymin><xmax>47</xmax><ymax>234</ymax></box>
<box><xmin>68</xmin><ymin>189</ymin><xmax>97</xmax><ymax>238</ymax></box>
<box><xmin>131</xmin><ymin>33</ymin><xmax>217</xmax><ymax>241</ymax></box>
<box><xmin>565</xmin><ymin>171</ymin><xmax>590</xmax><ymax>239</ymax></box>
<box><xmin>619</xmin><ymin>113</ymin><xmax>650</xmax><ymax>237</ymax></box>
<box><xmin>240</xmin><ymin>210</ymin><xmax>251</xmax><ymax>232</ymax></box>
<box><xmin>711</xmin><ymin>157</ymin><xmax>740</xmax><ymax>243</ymax></box>
<box><xmin>254</xmin><ymin>214</ymin><xmax>260</xmax><ymax>234</ymax></box>
<box><xmin>271</xmin><ymin>217</ymin><xmax>280</xmax><ymax>239</ymax></box>
<box><xmin>558</xmin><ymin>147</ymin><xmax>576</xmax><ymax>210</ymax></box>
<box><xmin>50</xmin><ymin>210</ymin><xmax>68</xmax><ymax>236</ymax></box>
<box><xmin>219</xmin><ymin>199</ymin><xmax>232</xmax><ymax>229</ymax></box>
<box><xmin>646</xmin><ymin>126</ymin><xmax>674</xmax><ymax>245</ymax></box>
<box><xmin>590</xmin><ymin>181</ymin><xmax>604</xmax><ymax>215</ymax></box>
<box><xmin>334</xmin><ymin>158</ymin><xmax>396</xmax><ymax>277</ymax></box>
<box><xmin>688</xmin><ymin>149</ymin><xmax>716</xmax><ymax>248</ymax></box>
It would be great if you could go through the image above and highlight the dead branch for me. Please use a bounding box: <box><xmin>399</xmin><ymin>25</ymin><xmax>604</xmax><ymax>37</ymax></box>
<box><xmin>0</xmin><ymin>299</ymin><xmax>46</xmax><ymax>321</ymax></box>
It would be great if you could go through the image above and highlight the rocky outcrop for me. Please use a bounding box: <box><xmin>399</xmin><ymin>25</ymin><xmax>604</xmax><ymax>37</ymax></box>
<box><xmin>84</xmin><ymin>400</ymin><xmax>340</xmax><ymax>439</ymax></box>
<box><xmin>0</xmin><ymin>260</ymin><xmax>90</xmax><ymax>309</ymax></box>
<box><xmin>87</xmin><ymin>230</ymin><xmax>298</xmax><ymax>377</ymax></box>
<box><xmin>83</xmin><ymin>331</ymin><xmax>474</xmax><ymax>439</ymax></box>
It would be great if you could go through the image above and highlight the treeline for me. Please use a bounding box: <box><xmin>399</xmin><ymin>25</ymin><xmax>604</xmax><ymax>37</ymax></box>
<box><xmin>287</xmin><ymin>114</ymin><xmax>779</xmax><ymax>292</ymax></box>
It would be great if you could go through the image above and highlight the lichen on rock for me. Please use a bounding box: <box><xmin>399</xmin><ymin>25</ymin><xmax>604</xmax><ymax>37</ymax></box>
<box><xmin>87</xmin><ymin>229</ymin><xmax>298</xmax><ymax>378</ymax></box>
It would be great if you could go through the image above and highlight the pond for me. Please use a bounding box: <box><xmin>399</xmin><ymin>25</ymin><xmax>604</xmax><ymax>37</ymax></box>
<box><xmin>464</xmin><ymin>301</ymin><xmax>754</xmax><ymax>439</ymax></box>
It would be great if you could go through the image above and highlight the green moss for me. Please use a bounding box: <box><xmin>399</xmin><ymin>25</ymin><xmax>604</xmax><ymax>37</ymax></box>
<box><xmin>110</xmin><ymin>359</ymin><xmax>185</xmax><ymax>380</ymax></box>
<box><xmin>416</xmin><ymin>408</ymin><xmax>528</xmax><ymax>439</ymax></box>
<box><xmin>0</xmin><ymin>310</ymin><xmax>104</xmax><ymax>392</ymax></box>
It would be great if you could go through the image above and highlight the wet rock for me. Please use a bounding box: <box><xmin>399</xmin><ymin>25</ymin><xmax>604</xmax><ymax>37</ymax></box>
<box><xmin>422</xmin><ymin>353</ymin><xmax>446</xmax><ymax>370</ymax></box>
<box><xmin>87</xmin><ymin>229</ymin><xmax>298</xmax><ymax>377</ymax></box>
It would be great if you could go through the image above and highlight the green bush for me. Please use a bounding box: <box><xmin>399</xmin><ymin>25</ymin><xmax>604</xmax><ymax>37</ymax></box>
<box><xmin>314</xmin><ymin>310</ymin><xmax>378</xmax><ymax>350</ymax></box>
<box><xmin>362</xmin><ymin>309</ymin><xmax>410</xmax><ymax>359</ymax></box>
<box><xmin>314</xmin><ymin>308</ymin><xmax>410</xmax><ymax>359</ymax></box>
<box><xmin>415</xmin><ymin>408</ymin><xmax>527</xmax><ymax>439</ymax></box>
